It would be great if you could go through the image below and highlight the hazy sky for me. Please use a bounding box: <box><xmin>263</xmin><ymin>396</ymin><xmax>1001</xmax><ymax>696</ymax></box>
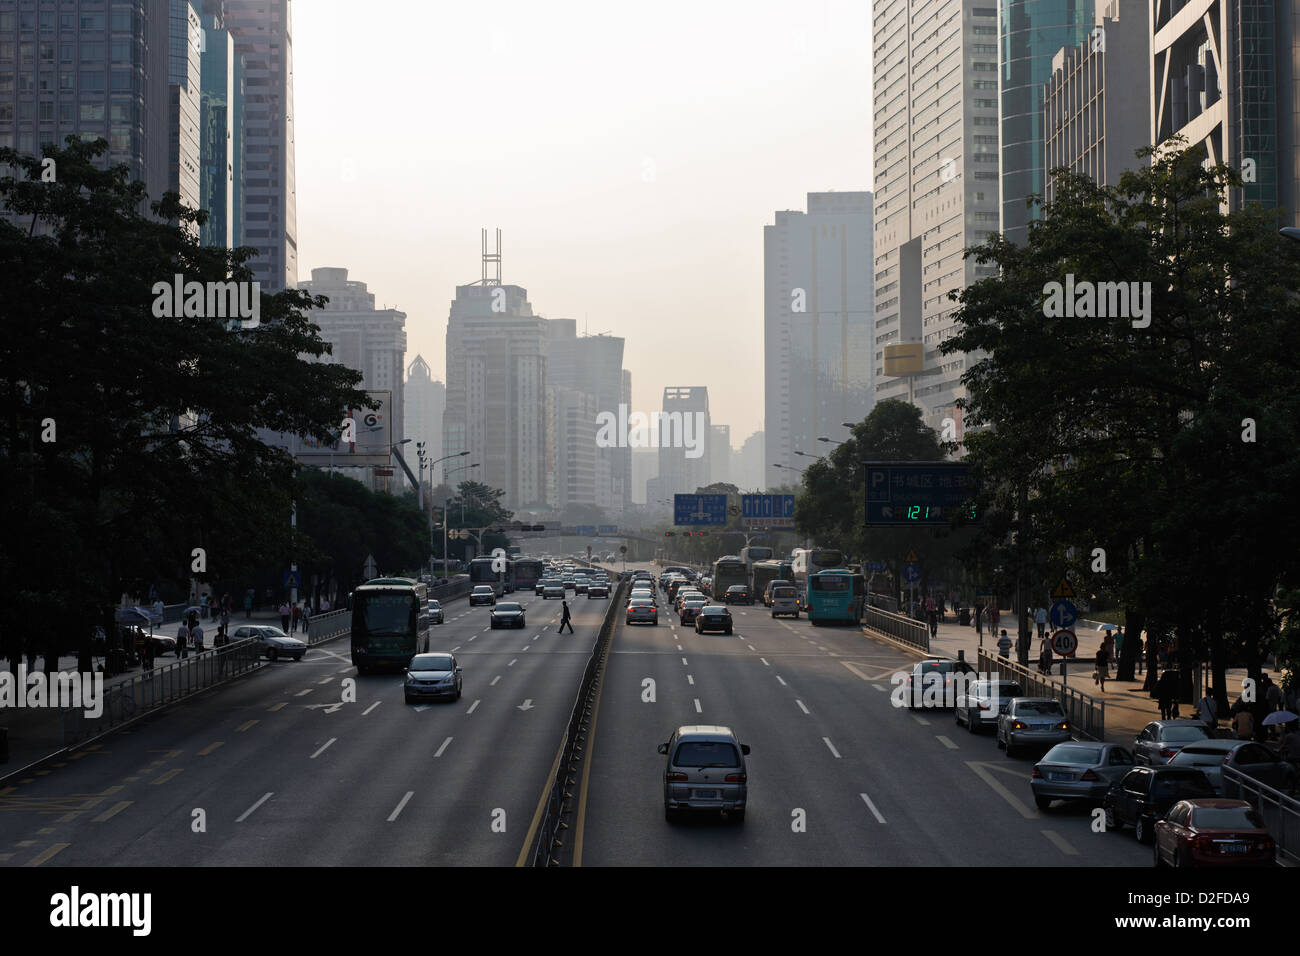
<box><xmin>294</xmin><ymin>0</ymin><xmax>873</xmax><ymax>446</ymax></box>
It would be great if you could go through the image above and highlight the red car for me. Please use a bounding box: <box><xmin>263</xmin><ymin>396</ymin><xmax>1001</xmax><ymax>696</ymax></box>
<box><xmin>1152</xmin><ymin>799</ymin><xmax>1276</xmax><ymax>867</ymax></box>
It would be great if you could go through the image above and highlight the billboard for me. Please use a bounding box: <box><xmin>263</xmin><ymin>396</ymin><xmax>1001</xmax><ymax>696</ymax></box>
<box><xmin>863</xmin><ymin>461</ymin><xmax>978</xmax><ymax>525</ymax></box>
<box><xmin>290</xmin><ymin>390</ymin><xmax>392</xmax><ymax>468</ymax></box>
<box><xmin>741</xmin><ymin>493</ymin><xmax>794</xmax><ymax>528</ymax></box>
<box><xmin>674</xmin><ymin>494</ymin><xmax>728</xmax><ymax>526</ymax></box>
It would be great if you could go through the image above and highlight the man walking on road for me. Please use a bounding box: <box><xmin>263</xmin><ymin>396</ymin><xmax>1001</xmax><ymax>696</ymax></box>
<box><xmin>558</xmin><ymin>600</ymin><xmax>574</xmax><ymax>634</ymax></box>
<box><xmin>176</xmin><ymin>618</ymin><xmax>190</xmax><ymax>659</ymax></box>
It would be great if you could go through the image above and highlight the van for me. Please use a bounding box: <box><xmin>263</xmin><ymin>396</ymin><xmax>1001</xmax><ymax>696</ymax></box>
<box><xmin>658</xmin><ymin>725</ymin><xmax>750</xmax><ymax>823</ymax></box>
<box><xmin>770</xmin><ymin>586</ymin><xmax>799</xmax><ymax>619</ymax></box>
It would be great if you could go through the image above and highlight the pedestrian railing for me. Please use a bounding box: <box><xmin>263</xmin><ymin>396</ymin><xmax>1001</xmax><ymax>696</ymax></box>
<box><xmin>977</xmin><ymin>648</ymin><xmax>1106</xmax><ymax>740</ymax></box>
<box><xmin>868</xmin><ymin>592</ymin><xmax>899</xmax><ymax>614</ymax></box>
<box><xmin>430</xmin><ymin>578</ymin><xmax>472</xmax><ymax>603</ymax></box>
<box><xmin>1221</xmin><ymin>765</ymin><xmax>1300</xmax><ymax>866</ymax></box>
<box><xmin>527</xmin><ymin>577</ymin><xmax>629</xmax><ymax>867</ymax></box>
<box><xmin>59</xmin><ymin>638</ymin><xmax>265</xmax><ymax>746</ymax></box>
<box><xmin>863</xmin><ymin>605</ymin><xmax>930</xmax><ymax>653</ymax></box>
<box><xmin>306</xmin><ymin>609</ymin><xmax>350</xmax><ymax>646</ymax></box>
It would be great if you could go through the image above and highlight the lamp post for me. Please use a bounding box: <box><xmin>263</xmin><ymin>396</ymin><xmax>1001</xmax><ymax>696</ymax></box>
<box><xmin>794</xmin><ymin>449</ymin><xmax>825</xmax><ymax>461</ymax></box>
<box><xmin>817</xmin><ymin>436</ymin><xmax>846</xmax><ymax>446</ymax></box>
<box><xmin>445</xmin><ymin>461</ymin><xmax>481</xmax><ymax>531</ymax></box>
<box><xmin>422</xmin><ymin>451</ymin><xmax>469</xmax><ymax>574</ymax></box>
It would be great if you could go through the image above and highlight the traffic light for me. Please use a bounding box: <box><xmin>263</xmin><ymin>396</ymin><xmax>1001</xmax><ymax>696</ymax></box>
<box><xmin>664</xmin><ymin>531</ymin><xmax>675</xmax><ymax>537</ymax></box>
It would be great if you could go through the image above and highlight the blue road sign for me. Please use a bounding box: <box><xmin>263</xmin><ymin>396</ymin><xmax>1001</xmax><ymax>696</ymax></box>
<box><xmin>574</xmin><ymin>525</ymin><xmax>597</xmax><ymax>537</ymax></box>
<box><xmin>864</xmin><ymin>462</ymin><xmax>977</xmax><ymax>525</ymax></box>
<box><xmin>903</xmin><ymin>563</ymin><xmax>921</xmax><ymax>584</ymax></box>
<box><xmin>283</xmin><ymin>570</ymin><xmax>301</xmax><ymax>589</ymax></box>
<box><xmin>1049</xmin><ymin>600</ymin><xmax>1078</xmax><ymax>630</ymax></box>
<box><xmin>674</xmin><ymin>494</ymin><xmax>728</xmax><ymax>526</ymax></box>
<box><xmin>740</xmin><ymin>493</ymin><xmax>795</xmax><ymax>526</ymax></box>
<box><xmin>598</xmin><ymin>525</ymin><xmax>618</xmax><ymax>535</ymax></box>
<box><xmin>865</xmin><ymin>561</ymin><xmax>887</xmax><ymax>572</ymax></box>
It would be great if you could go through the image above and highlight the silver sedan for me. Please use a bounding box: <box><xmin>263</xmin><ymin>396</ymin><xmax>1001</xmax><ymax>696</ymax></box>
<box><xmin>1031</xmin><ymin>741</ymin><xmax>1135</xmax><ymax>809</ymax></box>
<box><xmin>996</xmin><ymin>698</ymin><xmax>1072</xmax><ymax>757</ymax></box>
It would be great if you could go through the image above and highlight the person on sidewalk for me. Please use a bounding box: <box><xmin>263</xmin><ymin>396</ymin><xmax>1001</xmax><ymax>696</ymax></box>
<box><xmin>996</xmin><ymin>628</ymin><xmax>1012</xmax><ymax>658</ymax></box>
<box><xmin>189</xmin><ymin>615</ymin><xmax>204</xmax><ymax>653</ymax></box>
<box><xmin>926</xmin><ymin>604</ymin><xmax>938</xmax><ymax>639</ymax></box>
<box><xmin>1035</xmin><ymin>605</ymin><xmax>1047</xmax><ymax>640</ymax></box>
<box><xmin>1093</xmin><ymin>642</ymin><xmax>1109</xmax><ymax>691</ymax></box>
<box><xmin>1103</xmin><ymin>628</ymin><xmax>1116</xmax><ymax>673</ymax></box>
<box><xmin>1196</xmin><ymin>689</ymin><xmax>1219</xmax><ymax>733</ymax></box>
<box><xmin>1038</xmin><ymin>639</ymin><xmax>1054</xmax><ymax>675</ymax></box>
<box><xmin>176</xmin><ymin>618</ymin><xmax>190</xmax><ymax>659</ymax></box>
<box><xmin>291</xmin><ymin>603</ymin><xmax>301</xmax><ymax>634</ymax></box>
<box><xmin>1156</xmin><ymin>670</ymin><xmax>1178</xmax><ymax>720</ymax></box>
<box><xmin>279</xmin><ymin>601</ymin><xmax>291</xmax><ymax>632</ymax></box>
<box><xmin>1231</xmin><ymin>698</ymin><xmax>1254</xmax><ymax>741</ymax></box>
<box><xmin>244</xmin><ymin>592</ymin><xmax>253</xmax><ymax>619</ymax></box>
<box><xmin>301</xmin><ymin>603</ymin><xmax>311</xmax><ymax>634</ymax></box>
<box><xmin>558</xmin><ymin>600</ymin><xmax>574</xmax><ymax>634</ymax></box>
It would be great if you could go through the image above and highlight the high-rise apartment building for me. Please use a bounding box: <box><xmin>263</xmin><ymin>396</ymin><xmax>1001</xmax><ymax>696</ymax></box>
<box><xmin>764</xmin><ymin>191</ymin><xmax>873</xmax><ymax>489</ymax></box>
<box><xmin>0</xmin><ymin>1</ymin><xmax>170</xmax><ymax>211</ymax></box>
<box><xmin>404</xmin><ymin>355</ymin><xmax>445</xmax><ymax>488</ymax></box>
<box><xmin>872</xmin><ymin>1</ymin><xmax>1003</xmax><ymax>436</ymax></box>
<box><xmin>648</xmin><ymin>387</ymin><xmax>710</xmax><ymax>506</ymax></box>
<box><xmin>224</xmin><ymin>0</ymin><xmax>295</xmax><ymax>290</ymax></box>
<box><xmin>167</xmin><ymin>0</ymin><xmax>201</xmax><ymax>213</ymax></box>
<box><xmin>1152</xmin><ymin>0</ymin><xmax>1300</xmax><ymax>227</ymax></box>
<box><xmin>1044</xmin><ymin>0</ymin><xmax>1151</xmax><ymax>202</ymax></box>
<box><xmin>198</xmin><ymin>1</ymin><xmax>244</xmax><ymax>248</ymax></box>
<box><xmin>443</xmin><ymin>262</ymin><xmax>548</xmax><ymax>511</ymax></box>
<box><xmin>734</xmin><ymin>430</ymin><xmax>765</xmax><ymax>492</ymax></box>
<box><xmin>1000</xmin><ymin>1</ymin><xmax>1095</xmax><ymax>244</ymax></box>
<box><xmin>709</xmin><ymin>424</ymin><xmax>730</xmax><ymax>486</ymax></box>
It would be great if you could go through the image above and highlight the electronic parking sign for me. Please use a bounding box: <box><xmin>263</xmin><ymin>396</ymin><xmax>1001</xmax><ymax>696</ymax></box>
<box><xmin>864</xmin><ymin>461</ymin><xmax>978</xmax><ymax>526</ymax></box>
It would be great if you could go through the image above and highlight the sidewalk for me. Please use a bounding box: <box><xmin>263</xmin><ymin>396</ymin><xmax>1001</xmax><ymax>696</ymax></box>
<box><xmin>874</xmin><ymin>611</ymin><xmax>1281</xmax><ymax>746</ymax></box>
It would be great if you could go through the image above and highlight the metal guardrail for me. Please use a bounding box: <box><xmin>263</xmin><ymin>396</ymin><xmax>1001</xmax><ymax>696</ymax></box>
<box><xmin>1221</xmin><ymin>764</ymin><xmax>1300</xmax><ymax>866</ymax></box>
<box><xmin>863</xmin><ymin>605</ymin><xmax>930</xmax><ymax>653</ymax></box>
<box><xmin>868</xmin><ymin>592</ymin><xmax>899</xmax><ymax>613</ymax></box>
<box><xmin>306</xmin><ymin>609</ymin><xmax>351</xmax><ymax>646</ymax></box>
<box><xmin>977</xmin><ymin>648</ymin><xmax>1106</xmax><ymax>741</ymax></box>
<box><xmin>58</xmin><ymin>638</ymin><xmax>265</xmax><ymax>745</ymax></box>
<box><xmin>527</xmin><ymin>576</ymin><xmax>629</xmax><ymax>867</ymax></box>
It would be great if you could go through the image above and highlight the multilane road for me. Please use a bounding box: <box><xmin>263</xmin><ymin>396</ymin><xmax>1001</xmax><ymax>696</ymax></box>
<box><xmin>0</xmin><ymin>591</ymin><xmax>609</xmax><ymax>866</ymax></box>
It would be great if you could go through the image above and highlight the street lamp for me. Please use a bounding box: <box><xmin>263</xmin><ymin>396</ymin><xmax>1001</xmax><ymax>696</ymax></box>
<box><xmin>817</xmin><ymin>436</ymin><xmax>845</xmax><ymax>445</ymax></box>
<box><xmin>794</xmin><ymin>450</ymin><xmax>825</xmax><ymax>461</ymax></box>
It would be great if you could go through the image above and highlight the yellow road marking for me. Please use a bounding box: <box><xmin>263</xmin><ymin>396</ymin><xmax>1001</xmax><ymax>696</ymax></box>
<box><xmin>295</xmin><ymin>689</ymin><xmax>313</xmax><ymax>697</ymax></box>
<box><xmin>92</xmin><ymin>801</ymin><xmax>132</xmax><ymax>823</ymax></box>
<box><xmin>197</xmin><ymin>741</ymin><xmax>224</xmax><ymax>756</ymax></box>
<box><xmin>151</xmin><ymin>769</ymin><xmax>183</xmax><ymax>785</ymax></box>
<box><xmin>267</xmin><ymin>702</ymin><xmax>287</xmax><ymax>711</ymax></box>
<box><xmin>236</xmin><ymin>720</ymin><xmax>258</xmax><ymax>732</ymax></box>
<box><xmin>24</xmin><ymin>843</ymin><xmax>70</xmax><ymax>867</ymax></box>
<box><xmin>56</xmin><ymin>812</ymin><xmax>81</xmax><ymax>823</ymax></box>
<box><xmin>99</xmin><ymin>786</ymin><xmax>123</xmax><ymax>795</ymax></box>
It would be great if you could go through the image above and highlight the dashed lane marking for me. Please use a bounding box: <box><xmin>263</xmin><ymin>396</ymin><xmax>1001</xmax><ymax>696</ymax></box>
<box><xmin>309</xmin><ymin>738</ymin><xmax>336</xmax><ymax>759</ymax></box>
<box><xmin>197</xmin><ymin>741</ymin><xmax>224</xmax><ymax>756</ymax></box>
<box><xmin>434</xmin><ymin>737</ymin><xmax>453</xmax><ymax>758</ymax></box>
<box><xmin>235</xmin><ymin>720</ymin><xmax>258</xmax><ymax>732</ymax></box>
<box><xmin>388</xmin><ymin>791</ymin><xmax>415</xmax><ymax>822</ymax></box>
<box><xmin>362</xmin><ymin>701</ymin><xmax>381</xmax><ymax>716</ymax></box>
<box><xmin>859</xmin><ymin>793</ymin><xmax>887</xmax><ymax>824</ymax></box>
<box><xmin>237</xmin><ymin>792</ymin><xmax>273</xmax><ymax>822</ymax></box>
<box><xmin>822</xmin><ymin>737</ymin><xmax>841</xmax><ymax>759</ymax></box>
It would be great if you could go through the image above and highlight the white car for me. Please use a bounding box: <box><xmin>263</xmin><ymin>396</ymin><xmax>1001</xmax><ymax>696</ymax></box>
<box><xmin>231</xmin><ymin>624</ymin><xmax>306</xmax><ymax>661</ymax></box>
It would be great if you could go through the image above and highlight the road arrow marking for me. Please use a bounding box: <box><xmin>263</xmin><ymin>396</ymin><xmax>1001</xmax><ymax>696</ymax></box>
<box><xmin>517</xmin><ymin>699</ymin><xmax>534</xmax><ymax>711</ymax></box>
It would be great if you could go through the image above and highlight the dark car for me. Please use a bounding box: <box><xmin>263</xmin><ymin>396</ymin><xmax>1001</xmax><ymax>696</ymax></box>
<box><xmin>1103</xmin><ymin>766</ymin><xmax>1217</xmax><ymax>843</ymax></box>
<box><xmin>695</xmin><ymin>606</ymin><xmax>734</xmax><ymax>635</ymax></box>
<box><xmin>906</xmin><ymin>658</ymin><xmax>977</xmax><ymax>710</ymax></box>
<box><xmin>1133</xmin><ymin>720</ymin><xmax>1212</xmax><ymax>766</ymax></box>
<box><xmin>1168</xmin><ymin>740</ymin><xmax>1298</xmax><ymax>794</ymax></box>
<box><xmin>469</xmin><ymin>585</ymin><xmax>496</xmax><ymax>606</ymax></box>
<box><xmin>489</xmin><ymin>602</ymin><xmax>526</xmax><ymax>629</ymax></box>
<box><xmin>1153</xmin><ymin>799</ymin><xmax>1277</xmax><ymax>867</ymax></box>
<box><xmin>678</xmin><ymin>598</ymin><xmax>708</xmax><ymax>625</ymax></box>
<box><xmin>723</xmin><ymin>585</ymin><xmax>753</xmax><ymax>605</ymax></box>
<box><xmin>954</xmin><ymin>679</ymin><xmax>1024</xmax><ymax>732</ymax></box>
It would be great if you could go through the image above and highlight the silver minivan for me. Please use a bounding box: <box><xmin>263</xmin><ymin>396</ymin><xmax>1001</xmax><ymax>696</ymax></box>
<box><xmin>658</xmin><ymin>725</ymin><xmax>750</xmax><ymax>824</ymax></box>
<box><xmin>770</xmin><ymin>585</ymin><xmax>799</xmax><ymax>619</ymax></box>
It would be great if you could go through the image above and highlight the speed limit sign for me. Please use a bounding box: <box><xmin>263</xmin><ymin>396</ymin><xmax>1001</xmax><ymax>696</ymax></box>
<box><xmin>1050</xmin><ymin>628</ymin><xmax>1078</xmax><ymax>657</ymax></box>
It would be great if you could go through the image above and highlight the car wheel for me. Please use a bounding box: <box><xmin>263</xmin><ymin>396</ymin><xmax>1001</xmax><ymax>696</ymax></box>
<box><xmin>664</xmin><ymin>806</ymin><xmax>678</xmax><ymax>824</ymax></box>
<box><xmin>456</xmin><ymin>685</ymin><xmax>462</xmax><ymax>701</ymax></box>
<box><xmin>269</xmin><ymin>648</ymin><xmax>278</xmax><ymax>662</ymax></box>
<box><xmin>995</xmin><ymin>730</ymin><xmax>1005</xmax><ymax>749</ymax></box>
<box><xmin>1153</xmin><ymin>840</ymin><xmax>1164</xmax><ymax>867</ymax></box>
<box><xmin>293</xmin><ymin>654</ymin><xmax>303</xmax><ymax>661</ymax></box>
<box><xmin>1136</xmin><ymin>815</ymin><xmax>1153</xmax><ymax>844</ymax></box>
<box><xmin>725</xmin><ymin>626</ymin><xmax>732</xmax><ymax>635</ymax></box>
<box><xmin>1105</xmin><ymin>806</ymin><xmax>1121</xmax><ymax>830</ymax></box>
<box><xmin>1034</xmin><ymin>795</ymin><xmax>1052</xmax><ymax>811</ymax></box>
<box><xmin>731</xmin><ymin>809</ymin><xmax>745</xmax><ymax>825</ymax></box>
<box><xmin>404</xmin><ymin>695</ymin><xmax>413</xmax><ymax>704</ymax></box>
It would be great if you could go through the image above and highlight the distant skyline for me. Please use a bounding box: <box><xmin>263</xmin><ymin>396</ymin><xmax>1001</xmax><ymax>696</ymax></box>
<box><xmin>293</xmin><ymin>0</ymin><xmax>873</xmax><ymax>446</ymax></box>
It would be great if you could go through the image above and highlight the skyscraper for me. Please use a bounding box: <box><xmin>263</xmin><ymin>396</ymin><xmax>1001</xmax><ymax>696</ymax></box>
<box><xmin>404</xmin><ymin>355</ymin><xmax>445</xmax><ymax>488</ymax></box>
<box><xmin>224</xmin><ymin>0</ymin><xmax>295</xmax><ymax>290</ymax></box>
<box><xmin>872</xmin><ymin>1</ymin><xmax>1003</xmax><ymax>436</ymax></box>
<box><xmin>199</xmin><ymin>0</ymin><xmax>244</xmax><ymax>249</ymax></box>
<box><xmin>709</xmin><ymin>424</ymin><xmax>730</xmax><ymax>486</ymax></box>
<box><xmin>764</xmin><ymin>191</ymin><xmax>873</xmax><ymax>489</ymax></box>
<box><xmin>649</xmin><ymin>386</ymin><xmax>711</xmax><ymax>503</ymax></box>
<box><xmin>167</xmin><ymin>0</ymin><xmax>201</xmax><ymax>214</ymax></box>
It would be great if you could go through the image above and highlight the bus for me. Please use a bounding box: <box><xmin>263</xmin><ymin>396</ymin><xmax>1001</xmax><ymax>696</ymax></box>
<box><xmin>806</xmin><ymin>569</ymin><xmax>864</xmax><ymax>626</ymax></box>
<box><xmin>512</xmin><ymin>557</ymin><xmax>544</xmax><ymax>593</ymax></box>
<box><xmin>350</xmin><ymin>578</ymin><xmax>430</xmax><ymax>673</ymax></box>
<box><xmin>739</xmin><ymin>545</ymin><xmax>774</xmax><ymax>576</ymax></box>
<box><xmin>711</xmin><ymin>555</ymin><xmax>749</xmax><ymax>597</ymax></box>
<box><xmin>752</xmin><ymin>559</ymin><xmax>795</xmax><ymax>605</ymax></box>
<box><xmin>469</xmin><ymin>555</ymin><xmax>514</xmax><ymax>596</ymax></box>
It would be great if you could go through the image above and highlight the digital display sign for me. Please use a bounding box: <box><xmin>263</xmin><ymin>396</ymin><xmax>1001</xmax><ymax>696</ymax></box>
<box><xmin>863</xmin><ymin>462</ymin><xmax>979</xmax><ymax>526</ymax></box>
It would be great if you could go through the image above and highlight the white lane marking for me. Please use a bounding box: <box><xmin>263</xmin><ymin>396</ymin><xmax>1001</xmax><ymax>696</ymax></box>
<box><xmin>318</xmin><ymin>676</ymin><xmax>334</xmax><ymax>685</ymax></box>
<box><xmin>522</xmin><ymin>645</ymin><xmax>530</xmax><ymax>652</ymax></box>
<box><xmin>509</xmin><ymin>659</ymin><xmax>517</xmax><ymax>666</ymax></box>
<box><xmin>912</xmin><ymin>715</ymin><xmax>931</xmax><ymax>726</ymax></box>
<box><xmin>676</xmin><ymin>644</ymin><xmax>682</xmax><ymax>651</ymax></box>
<box><xmin>388</xmin><ymin>791</ymin><xmax>414</xmax><ymax>822</ymax></box>
<box><xmin>336</xmin><ymin>666</ymin><xmax>352</xmax><ymax>674</ymax></box>
<box><xmin>760</xmin><ymin>657</ymin><xmax>770</xmax><ymax>666</ymax></box>
<box><xmin>859</xmin><ymin>792</ymin><xmax>887</xmax><ymax>824</ymax></box>
<box><xmin>1041</xmin><ymin>830</ymin><xmax>1079</xmax><ymax>856</ymax></box>
<box><xmin>237</xmin><ymin>792</ymin><xmax>273</xmax><ymax>822</ymax></box>
<box><xmin>775</xmin><ymin>676</ymin><xmax>787</xmax><ymax>686</ymax></box>
<box><xmin>533</xmin><ymin>635</ymin><xmax>539</xmax><ymax>641</ymax></box>
<box><xmin>681</xmin><ymin>657</ymin><xmax>688</xmax><ymax>665</ymax></box>
<box><xmin>434</xmin><ymin>737</ymin><xmax>453</xmax><ymax>758</ymax></box>
<box><xmin>936</xmin><ymin>735</ymin><xmax>958</xmax><ymax>750</ymax></box>
<box><xmin>966</xmin><ymin>761</ymin><xmax>1040</xmax><ymax>819</ymax></box>
<box><xmin>822</xmin><ymin>737</ymin><xmax>841</xmax><ymax>759</ymax></box>
<box><xmin>362</xmin><ymin>701</ymin><xmax>381</xmax><ymax>716</ymax></box>
<box><xmin>468</xmin><ymin>635</ymin><xmax>477</xmax><ymax>641</ymax></box>
<box><xmin>451</xmin><ymin>645</ymin><xmax>461</xmax><ymax>652</ymax></box>
<box><xmin>490</xmin><ymin>675</ymin><xmax>501</xmax><ymax>686</ymax></box>
<box><xmin>694</xmin><ymin>698</ymin><xmax>702</xmax><ymax>713</ymax></box>
<box><xmin>310</xmin><ymin>738</ymin><xmax>337</xmax><ymax>759</ymax></box>
<box><xmin>466</xmin><ymin>699</ymin><xmax>481</xmax><ymax>714</ymax></box>
<box><xmin>795</xmin><ymin>700</ymin><xmax>810</xmax><ymax>714</ymax></box>
<box><xmin>687</xmin><ymin>675</ymin><xmax>694</xmax><ymax>685</ymax></box>
<box><xmin>873</xmin><ymin>684</ymin><xmax>887</xmax><ymax>692</ymax></box>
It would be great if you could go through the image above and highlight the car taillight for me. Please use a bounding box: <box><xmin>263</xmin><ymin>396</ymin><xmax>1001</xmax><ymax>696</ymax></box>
<box><xmin>1193</xmin><ymin>836</ymin><xmax>1215</xmax><ymax>851</ymax></box>
<box><xmin>978</xmin><ymin>702</ymin><xmax>991</xmax><ymax>711</ymax></box>
<box><xmin>1223</xmin><ymin>753</ymin><xmax>1233</xmax><ymax>765</ymax></box>
<box><xmin>1079</xmin><ymin>769</ymin><xmax>1100</xmax><ymax>781</ymax></box>
<box><xmin>667</xmin><ymin>772</ymin><xmax>688</xmax><ymax>782</ymax></box>
<box><xmin>1031</xmin><ymin>766</ymin><xmax>1042</xmax><ymax>778</ymax></box>
<box><xmin>724</xmin><ymin>773</ymin><xmax>746</xmax><ymax>783</ymax></box>
<box><xmin>1159</xmin><ymin>747</ymin><xmax>1180</xmax><ymax>760</ymax></box>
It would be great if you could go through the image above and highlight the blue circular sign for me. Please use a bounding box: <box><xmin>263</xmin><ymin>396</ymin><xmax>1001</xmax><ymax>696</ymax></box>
<box><xmin>1049</xmin><ymin>600</ymin><xmax>1077</xmax><ymax>630</ymax></box>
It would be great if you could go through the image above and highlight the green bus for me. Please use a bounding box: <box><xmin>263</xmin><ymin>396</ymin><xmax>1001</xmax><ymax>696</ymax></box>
<box><xmin>806</xmin><ymin>569</ymin><xmax>866</xmax><ymax>626</ymax></box>
<box><xmin>351</xmin><ymin>577</ymin><xmax>430</xmax><ymax>674</ymax></box>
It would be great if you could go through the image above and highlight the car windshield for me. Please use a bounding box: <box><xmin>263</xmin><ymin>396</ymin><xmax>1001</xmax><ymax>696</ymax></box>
<box><xmin>428</xmin><ymin>601</ymin><xmax>440</xmax><ymax>609</ymax></box>
<box><xmin>1018</xmin><ymin>701</ymin><xmax>1064</xmax><ymax>715</ymax></box>
<box><xmin>773</xmin><ymin>588</ymin><xmax>796</xmax><ymax>598</ymax></box>
<box><xmin>727</xmin><ymin>587</ymin><xmax>746</xmax><ymax>593</ymax></box>
<box><xmin>673</xmin><ymin>741</ymin><xmax>740</xmax><ymax>768</ymax></box>
<box><xmin>473</xmin><ymin>586</ymin><xmax>493</xmax><ymax>593</ymax></box>
<box><xmin>1162</xmin><ymin>726</ymin><xmax>1210</xmax><ymax>742</ymax></box>
<box><xmin>701</xmin><ymin>607</ymin><xmax>727</xmax><ymax>614</ymax></box>
<box><xmin>1191</xmin><ymin>807</ymin><xmax>1264</xmax><ymax>829</ymax></box>
<box><xmin>495</xmin><ymin>603</ymin><xmax>522</xmax><ymax>612</ymax></box>
<box><xmin>259</xmin><ymin>626</ymin><xmax>289</xmax><ymax>638</ymax></box>
<box><xmin>1043</xmin><ymin>745</ymin><xmax>1102</xmax><ymax>765</ymax></box>
<box><xmin>411</xmin><ymin>656</ymin><xmax>453</xmax><ymax>672</ymax></box>
<box><xmin>630</xmin><ymin>600</ymin><xmax>654</xmax><ymax>607</ymax></box>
